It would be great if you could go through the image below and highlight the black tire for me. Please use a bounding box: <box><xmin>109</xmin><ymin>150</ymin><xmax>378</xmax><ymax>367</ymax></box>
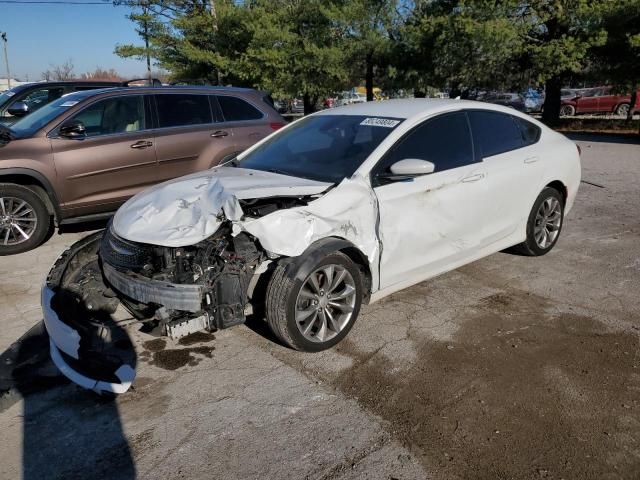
<box><xmin>560</xmin><ymin>105</ymin><xmax>575</xmax><ymax>117</ymax></box>
<box><xmin>265</xmin><ymin>252</ymin><xmax>363</xmax><ymax>352</ymax></box>
<box><xmin>615</xmin><ymin>103</ymin><xmax>630</xmax><ymax>117</ymax></box>
<box><xmin>0</xmin><ymin>183</ymin><xmax>51</xmax><ymax>255</ymax></box>
<box><xmin>513</xmin><ymin>187</ymin><xmax>564</xmax><ymax>257</ymax></box>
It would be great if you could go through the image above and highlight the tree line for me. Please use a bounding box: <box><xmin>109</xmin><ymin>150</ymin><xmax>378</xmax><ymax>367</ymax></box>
<box><xmin>114</xmin><ymin>0</ymin><xmax>640</xmax><ymax>123</ymax></box>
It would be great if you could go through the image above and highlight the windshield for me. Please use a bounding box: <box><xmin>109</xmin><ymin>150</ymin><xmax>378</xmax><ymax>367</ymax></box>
<box><xmin>238</xmin><ymin>115</ymin><xmax>402</xmax><ymax>183</ymax></box>
<box><xmin>9</xmin><ymin>91</ymin><xmax>87</xmax><ymax>136</ymax></box>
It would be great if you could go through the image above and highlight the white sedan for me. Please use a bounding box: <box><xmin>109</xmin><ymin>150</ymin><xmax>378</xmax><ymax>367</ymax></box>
<box><xmin>42</xmin><ymin>99</ymin><xmax>580</xmax><ymax>393</ymax></box>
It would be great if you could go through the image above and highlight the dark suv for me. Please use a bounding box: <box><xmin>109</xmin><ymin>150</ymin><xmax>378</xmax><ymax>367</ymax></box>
<box><xmin>0</xmin><ymin>86</ymin><xmax>285</xmax><ymax>254</ymax></box>
<box><xmin>0</xmin><ymin>81</ymin><xmax>127</xmax><ymax>125</ymax></box>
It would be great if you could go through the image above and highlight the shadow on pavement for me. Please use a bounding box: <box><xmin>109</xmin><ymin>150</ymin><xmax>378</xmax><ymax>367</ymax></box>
<box><xmin>0</xmin><ymin>321</ymin><xmax>136</xmax><ymax>479</ymax></box>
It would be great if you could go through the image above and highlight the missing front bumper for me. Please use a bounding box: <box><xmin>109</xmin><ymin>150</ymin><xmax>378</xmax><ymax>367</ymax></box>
<box><xmin>42</xmin><ymin>231</ymin><xmax>137</xmax><ymax>394</ymax></box>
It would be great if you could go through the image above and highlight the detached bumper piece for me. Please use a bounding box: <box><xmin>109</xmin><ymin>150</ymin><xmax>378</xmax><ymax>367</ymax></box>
<box><xmin>42</xmin><ymin>232</ymin><xmax>136</xmax><ymax>394</ymax></box>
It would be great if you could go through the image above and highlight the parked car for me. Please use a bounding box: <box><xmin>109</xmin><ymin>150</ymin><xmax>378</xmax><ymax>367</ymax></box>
<box><xmin>0</xmin><ymin>81</ymin><xmax>124</xmax><ymax>126</ymax></box>
<box><xmin>560</xmin><ymin>86</ymin><xmax>640</xmax><ymax>117</ymax></box>
<box><xmin>480</xmin><ymin>92</ymin><xmax>526</xmax><ymax>111</ymax></box>
<box><xmin>41</xmin><ymin>99</ymin><xmax>581</xmax><ymax>393</ymax></box>
<box><xmin>0</xmin><ymin>79</ymin><xmax>163</xmax><ymax>126</ymax></box>
<box><xmin>0</xmin><ymin>86</ymin><xmax>285</xmax><ymax>254</ymax></box>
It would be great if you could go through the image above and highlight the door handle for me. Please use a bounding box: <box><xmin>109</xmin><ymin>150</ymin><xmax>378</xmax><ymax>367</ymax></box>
<box><xmin>130</xmin><ymin>140</ymin><xmax>153</xmax><ymax>149</ymax></box>
<box><xmin>524</xmin><ymin>156</ymin><xmax>539</xmax><ymax>164</ymax></box>
<box><xmin>462</xmin><ymin>173</ymin><xmax>484</xmax><ymax>183</ymax></box>
<box><xmin>211</xmin><ymin>130</ymin><xmax>229</xmax><ymax>138</ymax></box>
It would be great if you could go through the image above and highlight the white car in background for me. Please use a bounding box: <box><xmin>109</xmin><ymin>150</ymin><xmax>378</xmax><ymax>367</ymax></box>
<box><xmin>42</xmin><ymin>99</ymin><xmax>581</xmax><ymax>393</ymax></box>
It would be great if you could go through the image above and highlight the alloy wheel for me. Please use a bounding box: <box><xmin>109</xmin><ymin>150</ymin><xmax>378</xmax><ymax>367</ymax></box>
<box><xmin>0</xmin><ymin>196</ymin><xmax>38</xmax><ymax>246</ymax></box>
<box><xmin>295</xmin><ymin>264</ymin><xmax>356</xmax><ymax>343</ymax></box>
<box><xmin>534</xmin><ymin>197</ymin><xmax>562</xmax><ymax>249</ymax></box>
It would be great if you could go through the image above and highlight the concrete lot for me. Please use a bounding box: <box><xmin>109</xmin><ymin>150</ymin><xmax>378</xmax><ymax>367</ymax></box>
<box><xmin>0</xmin><ymin>134</ymin><xmax>639</xmax><ymax>479</ymax></box>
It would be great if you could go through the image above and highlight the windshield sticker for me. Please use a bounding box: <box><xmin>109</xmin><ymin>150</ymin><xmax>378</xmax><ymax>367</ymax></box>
<box><xmin>60</xmin><ymin>101</ymin><xmax>79</xmax><ymax>107</ymax></box>
<box><xmin>5</xmin><ymin>91</ymin><xmax>15</xmax><ymax>97</ymax></box>
<box><xmin>360</xmin><ymin>117</ymin><xmax>400</xmax><ymax>128</ymax></box>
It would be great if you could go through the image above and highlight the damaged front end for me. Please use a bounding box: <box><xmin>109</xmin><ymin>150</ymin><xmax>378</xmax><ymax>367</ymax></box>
<box><xmin>100</xmin><ymin>221</ymin><xmax>265</xmax><ymax>338</ymax></box>
<box><xmin>42</xmin><ymin>220</ymin><xmax>268</xmax><ymax>394</ymax></box>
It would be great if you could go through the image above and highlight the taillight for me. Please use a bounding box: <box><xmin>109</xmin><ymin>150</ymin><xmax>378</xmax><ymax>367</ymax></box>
<box><xmin>576</xmin><ymin>144</ymin><xmax>582</xmax><ymax>156</ymax></box>
<box><xmin>270</xmin><ymin>122</ymin><xmax>285</xmax><ymax>131</ymax></box>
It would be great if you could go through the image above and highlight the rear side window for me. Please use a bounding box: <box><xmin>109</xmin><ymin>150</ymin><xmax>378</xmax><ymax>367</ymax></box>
<box><xmin>155</xmin><ymin>94</ymin><xmax>212</xmax><ymax>128</ymax></box>
<box><xmin>468</xmin><ymin>110</ymin><xmax>522</xmax><ymax>158</ymax></box>
<box><xmin>376</xmin><ymin>111</ymin><xmax>474</xmax><ymax>176</ymax></box>
<box><xmin>217</xmin><ymin>95</ymin><xmax>263</xmax><ymax>121</ymax></box>
<box><xmin>514</xmin><ymin>116</ymin><xmax>541</xmax><ymax>146</ymax></box>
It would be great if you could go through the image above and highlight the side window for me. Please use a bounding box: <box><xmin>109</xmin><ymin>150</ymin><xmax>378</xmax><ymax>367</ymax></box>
<box><xmin>6</xmin><ymin>87</ymin><xmax>64</xmax><ymax>118</ymax></box>
<box><xmin>70</xmin><ymin>95</ymin><xmax>146</xmax><ymax>137</ymax></box>
<box><xmin>513</xmin><ymin>116</ymin><xmax>541</xmax><ymax>146</ymax></box>
<box><xmin>375</xmin><ymin>112</ymin><xmax>474</xmax><ymax>180</ymax></box>
<box><xmin>217</xmin><ymin>95</ymin><xmax>263</xmax><ymax>121</ymax></box>
<box><xmin>468</xmin><ymin>110</ymin><xmax>522</xmax><ymax>158</ymax></box>
<box><xmin>155</xmin><ymin>94</ymin><xmax>212</xmax><ymax>128</ymax></box>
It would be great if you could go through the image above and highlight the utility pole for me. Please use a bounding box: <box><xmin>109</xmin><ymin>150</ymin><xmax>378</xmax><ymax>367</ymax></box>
<box><xmin>1</xmin><ymin>33</ymin><xmax>10</xmax><ymax>89</ymax></box>
<box><xmin>142</xmin><ymin>2</ymin><xmax>151</xmax><ymax>84</ymax></box>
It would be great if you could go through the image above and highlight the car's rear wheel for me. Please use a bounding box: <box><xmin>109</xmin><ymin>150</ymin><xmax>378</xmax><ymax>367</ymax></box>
<box><xmin>0</xmin><ymin>184</ymin><xmax>51</xmax><ymax>255</ymax></box>
<box><xmin>266</xmin><ymin>252</ymin><xmax>362</xmax><ymax>351</ymax></box>
<box><xmin>615</xmin><ymin>103</ymin><xmax>630</xmax><ymax>117</ymax></box>
<box><xmin>560</xmin><ymin>105</ymin><xmax>575</xmax><ymax>116</ymax></box>
<box><xmin>514</xmin><ymin>187</ymin><xmax>564</xmax><ymax>257</ymax></box>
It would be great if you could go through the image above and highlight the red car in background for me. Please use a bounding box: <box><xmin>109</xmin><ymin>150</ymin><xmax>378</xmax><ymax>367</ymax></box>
<box><xmin>560</xmin><ymin>86</ymin><xmax>640</xmax><ymax>117</ymax></box>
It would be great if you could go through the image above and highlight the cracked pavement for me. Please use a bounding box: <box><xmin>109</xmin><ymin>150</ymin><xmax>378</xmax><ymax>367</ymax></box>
<box><xmin>0</xmin><ymin>133</ymin><xmax>639</xmax><ymax>479</ymax></box>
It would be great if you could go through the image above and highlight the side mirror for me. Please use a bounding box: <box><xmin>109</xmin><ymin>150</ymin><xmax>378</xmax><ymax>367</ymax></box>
<box><xmin>7</xmin><ymin>101</ymin><xmax>29</xmax><ymax>117</ymax></box>
<box><xmin>59</xmin><ymin>120</ymin><xmax>86</xmax><ymax>139</ymax></box>
<box><xmin>390</xmin><ymin>158</ymin><xmax>435</xmax><ymax>176</ymax></box>
<box><xmin>376</xmin><ymin>159</ymin><xmax>435</xmax><ymax>184</ymax></box>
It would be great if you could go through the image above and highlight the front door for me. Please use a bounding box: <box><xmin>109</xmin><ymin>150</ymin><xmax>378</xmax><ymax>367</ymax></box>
<box><xmin>52</xmin><ymin>94</ymin><xmax>157</xmax><ymax>215</ymax></box>
<box><xmin>372</xmin><ymin>111</ymin><xmax>489</xmax><ymax>289</ymax></box>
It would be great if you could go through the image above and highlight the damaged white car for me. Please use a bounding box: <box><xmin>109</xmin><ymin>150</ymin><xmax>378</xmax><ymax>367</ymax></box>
<box><xmin>42</xmin><ymin>99</ymin><xmax>581</xmax><ymax>393</ymax></box>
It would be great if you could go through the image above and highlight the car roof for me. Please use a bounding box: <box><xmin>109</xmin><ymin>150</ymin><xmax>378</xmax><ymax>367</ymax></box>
<box><xmin>82</xmin><ymin>85</ymin><xmax>259</xmax><ymax>95</ymax></box>
<box><xmin>9</xmin><ymin>81</ymin><xmax>121</xmax><ymax>91</ymax></box>
<box><xmin>313</xmin><ymin>98</ymin><xmax>525</xmax><ymax>120</ymax></box>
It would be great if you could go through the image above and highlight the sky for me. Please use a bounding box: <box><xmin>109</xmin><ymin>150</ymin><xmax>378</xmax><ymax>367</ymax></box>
<box><xmin>0</xmin><ymin>1</ymin><xmax>148</xmax><ymax>81</ymax></box>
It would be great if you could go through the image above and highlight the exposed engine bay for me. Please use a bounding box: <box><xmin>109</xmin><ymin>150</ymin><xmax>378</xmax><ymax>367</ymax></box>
<box><xmin>100</xmin><ymin>224</ymin><xmax>260</xmax><ymax>337</ymax></box>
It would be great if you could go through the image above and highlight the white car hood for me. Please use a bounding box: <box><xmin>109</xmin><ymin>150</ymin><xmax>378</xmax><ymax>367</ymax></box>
<box><xmin>112</xmin><ymin>167</ymin><xmax>333</xmax><ymax>247</ymax></box>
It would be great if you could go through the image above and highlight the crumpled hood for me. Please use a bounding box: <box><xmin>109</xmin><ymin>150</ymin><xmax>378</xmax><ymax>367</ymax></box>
<box><xmin>112</xmin><ymin>166</ymin><xmax>332</xmax><ymax>246</ymax></box>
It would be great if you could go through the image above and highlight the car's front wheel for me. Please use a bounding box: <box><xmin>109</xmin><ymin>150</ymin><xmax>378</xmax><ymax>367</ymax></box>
<box><xmin>560</xmin><ymin>105</ymin><xmax>575</xmax><ymax>116</ymax></box>
<box><xmin>266</xmin><ymin>252</ymin><xmax>363</xmax><ymax>351</ymax></box>
<box><xmin>0</xmin><ymin>183</ymin><xmax>51</xmax><ymax>255</ymax></box>
<box><xmin>514</xmin><ymin>187</ymin><xmax>564</xmax><ymax>256</ymax></box>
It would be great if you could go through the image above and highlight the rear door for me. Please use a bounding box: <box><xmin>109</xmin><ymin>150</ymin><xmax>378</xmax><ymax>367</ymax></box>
<box><xmin>467</xmin><ymin>110</ymin><xmax>545</xmax><ymax>241</ymax></box>
<box><xmin>51</xmin><ymin>94</ymin><xmax>157</xmax><ymax>214</ymax></box>
<box><xmin>153</xmin><ymin>93</ymin><xmax>236</xmax><ymax>182</ymax></box>
<box><xmin>214</xmin><ymin>94</ymin><xmax>273</xmax><ymax>152</ymax></box>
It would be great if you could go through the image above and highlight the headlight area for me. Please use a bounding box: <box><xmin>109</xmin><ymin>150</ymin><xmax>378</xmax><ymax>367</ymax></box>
<box><xmin>99</xmin><ymin>223</ymin><xmax>265</xmax><ymax>340</ymax></box>
<box><xmin>42</xmin><ymin>231</ymin><xmax>137</xmax><ymax>394</ymax></box>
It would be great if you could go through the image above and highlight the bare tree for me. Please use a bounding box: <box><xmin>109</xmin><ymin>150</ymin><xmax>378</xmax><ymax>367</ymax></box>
<box><xmin>41</xmin><ymin>59</ymin><xmax>75</xmax><ymax>81</ymax></box>
<box><xmin>80</xmin><ymin>67</ymin><xmax>124</xmax><ymax>81</ymax></box>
